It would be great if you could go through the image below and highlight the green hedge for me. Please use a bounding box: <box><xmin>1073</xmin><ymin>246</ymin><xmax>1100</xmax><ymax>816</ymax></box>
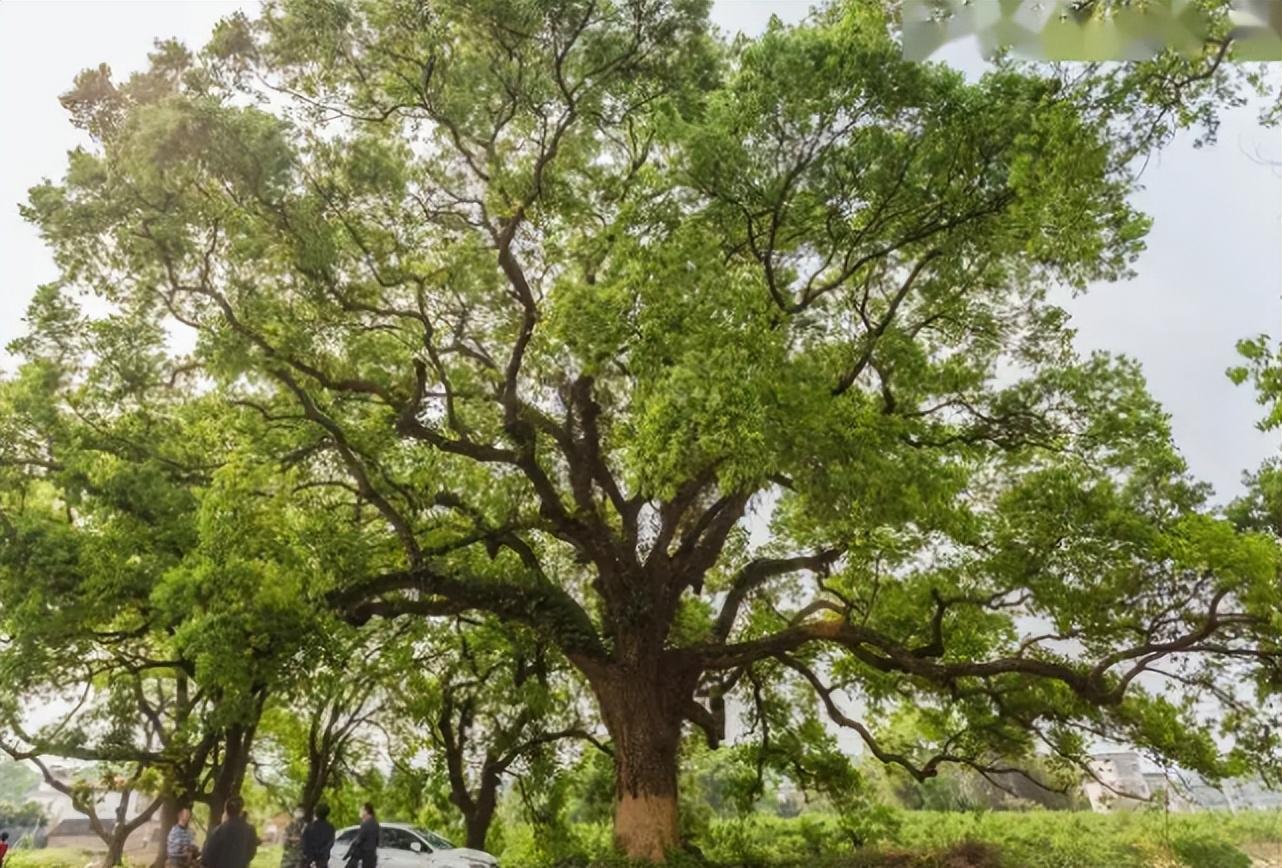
<box><xmin>494</xmin><ymin>809</ymin><xmax>1281</xmax><ymax>868</ymax></box>
<box><xmin>891</xmin><ymin>809</ymin><xmax>1278</xmax><ymax>868</ymax></box>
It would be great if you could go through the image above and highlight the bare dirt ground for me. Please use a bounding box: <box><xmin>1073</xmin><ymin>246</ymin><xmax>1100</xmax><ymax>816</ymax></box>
<box><xmin>1245</xmin><ymin>840</ymin><xmax>1282</xmax><ymax>867</ymax></box>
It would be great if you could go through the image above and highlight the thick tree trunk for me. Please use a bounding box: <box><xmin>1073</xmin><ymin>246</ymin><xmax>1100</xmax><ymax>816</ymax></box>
<box><xmin>207</xmin><ymin>721</ymin><xmax>257</xmax><ymax>827</ymax></box>
<box><xmin>588</xmin><ymin>657</ymin><xmax>696</xmax><ymax>862</ymax></box>
<box><xmin>463</xmin><ymin>803</ymin><xmax>496</xmax><ymax>852</ymax></box>
<box><xmin>99</xmin><ymin>787</ymin><xmax>136</xmax><ymax>868</ymax></box>
<box><xmin>102</xmin><ymin>824</ymin><xmax>130</xmax><ymax>868</ymax></box>
<box><xmin>151</xmin><ymin>797</ymin><xmax>180</xmax><ymax>868</ymax></box>
<box><xmin>610</xmin><ymin>722</ymin><xmax>681</xmax><ymax>861</ymax></box>
<box><xmin>462</xmin><ymin>773</ymin><xmax>499</xmax><ymax>852</ymax></box>
<box><xmin>301</xmin><ymin>748</ymin><xmax>326</xmax><ymax>819</ymax></box>
<box><xmin>207</xmin><ymin>779</ymin><xmax>230</xmax><ymax>828</ymax></box>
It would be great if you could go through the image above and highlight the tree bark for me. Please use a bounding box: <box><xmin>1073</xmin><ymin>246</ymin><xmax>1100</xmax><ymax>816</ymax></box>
<box><xmin>151</xmin><ymin>796</ymin><xmax>180</xmax><ymax>868</ymax></box>
<box><xmin>441</xmin><ymin>722</ymin><xmax>500</xmax><ymax>853</ymax></box>
<box><xmin>206</xmin><ymin>721</ymin><xmax>257</xmax><ymax>827</ymax></box>
<box><xmin>301</xmin><ymin>750</ymin><xmax>325</xmax><ymax>819</ymax></box>
<box><xmin>587</xmin><ymin>657</ymin><xmax>696</xmax><ymax>862</ymax></box>
<box><xmin>102</xmin><ymin>787</ymin><xmax>162</xmax><ymax>868</ymax></box>
<box><xmin>462</xmin><ymin>770</ymin><xmax>499</xmax><ymax>852</ymax></box>
<box><xmin>103</xmin><ymin>830</ymin><xmax>128</xmax><ymax>868</ymax></box>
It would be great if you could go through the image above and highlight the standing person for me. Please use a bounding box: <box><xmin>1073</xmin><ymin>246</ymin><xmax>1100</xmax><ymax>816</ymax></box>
<box><xmin>300</xmin><ymin>804</ymin><xmax>335</xmax><ymax>868</ymax></box>
<box><xmin>166</xmin><ymin>807</ymin><xmax>199</xmax><ymax>868</ymax></box>
<box><xmin>0</xmin><ymin>831</ymin><xmax>10</xmax><ymax>867</ymax></box>
<box><xmin>342</xmin><ymin>804</ymin><xmax>378</xmax><ymax>868</ymax></box>
<box><xmin>201</xmin><ymin>797</ymin><xmax>258</xmax><ymax>868</ymax></box>
<box><xmin>280</xmin><ymin>807</ymin><xmax>306</xmax><ymax>868</ymax></box>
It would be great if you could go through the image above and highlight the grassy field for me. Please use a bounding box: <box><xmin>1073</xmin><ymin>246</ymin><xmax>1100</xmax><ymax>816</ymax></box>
<box><xmin>1</xmin><ymin>845</ymin><xmax>290</xmax><ymax>868</ymax></box>
<box><xmin>885</xmin><ymin>809</ymin><xmax>1281</xmax><ymax>867</ymax></box>
<box><xmin>6</xmin><ymin>849</ymin><xmax>103</xmax><ymax>868</ymax></box>
<box><xmin>6</xmin><ymin>811</ymin><xmax>1280</xmax><ymax>868</ymax></box>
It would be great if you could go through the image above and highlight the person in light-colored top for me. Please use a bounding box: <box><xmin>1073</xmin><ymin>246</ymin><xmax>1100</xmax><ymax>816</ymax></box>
<box><xmin>167</xmin><ymin>807</ymin><xmax>198</xmax><ymax>868</ymax></box>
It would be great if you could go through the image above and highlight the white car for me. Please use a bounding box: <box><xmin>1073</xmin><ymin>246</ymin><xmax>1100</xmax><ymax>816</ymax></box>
<box><xmin>330</xmin><ymin>822</ymin><xmax>498</xmax><ymax>868</ymax></box>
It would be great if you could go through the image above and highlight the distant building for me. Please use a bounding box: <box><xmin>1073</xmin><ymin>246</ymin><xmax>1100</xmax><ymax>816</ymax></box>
<box><xmin>1083</xmin><ymin>752</ymin><xmax>1282</xmax><ymax>814</ymax></box>
<box><xmin>1222</xmin><ymin>777</ymin><xmax>1282</xmax><ymax>812</ymax></box>
<box><xmin>1141</xmin><ymin>773</ymin><xmax>1195</xmax><ymax>812</ymax></box>
<box><xmin>24</xmin><ymin>763</ymin><xmax>81</xmax><ymax>822</ymax></box>
<box><xmin>1084</xmin><ymin>752</ymin><xmax>1152</xmax><ymax>812</ymax></box>
<box><xmin>1182</xmin><ymin>777</ymin><xmax>1233</xmax><ymax>811</ymax></box>
<box><xmin>46</xmin><ymin>818</ymin><xmax>116</xmax><ymax>851</ymax></box>
<box><xmin>17</xmin><ymin>762</ymin><xmax>161</xmax><ymax>856</ymax></box>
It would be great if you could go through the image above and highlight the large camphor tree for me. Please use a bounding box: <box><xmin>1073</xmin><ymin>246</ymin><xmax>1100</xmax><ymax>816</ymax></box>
<box><xmin>18</xmin><ymin>0</ymin><xmax>1281</xmax><ymax>858</ymax></box>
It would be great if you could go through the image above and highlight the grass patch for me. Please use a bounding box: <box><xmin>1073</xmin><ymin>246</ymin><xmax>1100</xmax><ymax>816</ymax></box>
<box><xmin>251</xmin><ymin>844</ymin><xmax>283</xmax><ymax>868</ymax></box>
<box><xmin>5</xmin><ymin>848</ymin><xmax>100</xmax><ymax>868</ymax></box>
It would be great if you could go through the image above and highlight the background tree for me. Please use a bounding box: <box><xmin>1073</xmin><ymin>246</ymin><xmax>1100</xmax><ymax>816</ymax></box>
<box><xmin>1220</xmin><ymin>335</ymin><xmax>1282</xmax><ymax>782</ymax></box>
<box><xmin>387</xmin><ymin>617</ymin><xmax>606</xmax><ymax>851</ymax></box>
<box><xmin>0</xmin><ymin>298</ymin><xmax>316</xmax><ymax>859</ymax></box>
<box><xmin>0</xmin><ymin>762</ymin><xmax>39</xmax><ymax>805</ymax></box>
<box><xmin>0</xmin><ymin>799</ymin><xmax>47</xmax><ymax>848</ymax></box>
<box><xmin>15</xmin><ymin>0</ymin><xmax>1281</xmax><ymax>859</ymax></box>
<box><xmin>256</xmin><ymin>622</ymin><xmax>395</xmax><ymax>818</ymax></box>
<box><xmin>0</xmin><ymin>315</ymin><xmax>223</xmax><ymax>866</ymax></box>
<box><xmin>28</xmin><ymin>757</ymin><xmax>161</xmax><ymax>868</ymax></box>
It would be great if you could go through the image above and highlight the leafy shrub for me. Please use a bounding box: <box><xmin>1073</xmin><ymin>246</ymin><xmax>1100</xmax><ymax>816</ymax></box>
<box><xmin>498</xmin><ymin>819</ymin><xmax>613</xmax><ymax>867</ymax></box>
<box><xmin>1168</xmin><ymin>834</ymin><xmax>1251</xmax><ymax>868</ymax></box>
<box><xmin>494</xmin><ymin>808</ymin><xmax>1282</xmax><ymax>868</ymax></box>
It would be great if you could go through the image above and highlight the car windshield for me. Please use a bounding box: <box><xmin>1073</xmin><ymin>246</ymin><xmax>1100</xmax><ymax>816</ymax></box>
<box><xmin>411</xmin><ymin>828</ymin><xmax>454</xmax><ymax>850</ymax></box>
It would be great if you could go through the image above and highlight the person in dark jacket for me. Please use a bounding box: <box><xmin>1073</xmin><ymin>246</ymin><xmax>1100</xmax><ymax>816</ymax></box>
<box><xmin>202</xmin><ymin>797</ymin><xmax>258</xmax><ymax>868</ymax></box>
<box><xmin>343</xmin><ymin>804</ymin><xmax>379</xmax><ymax>868</ymax></box>
<box><xmin>301</xmin><ymin>803</ymin><xmax>336</xmax><ymax>868</ymax></box>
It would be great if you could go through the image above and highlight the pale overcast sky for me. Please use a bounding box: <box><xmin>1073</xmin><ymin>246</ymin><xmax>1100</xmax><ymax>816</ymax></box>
<box><xmin>1</xmin><ymin>0</ymin><xmax>1278</xmax><ymax>505</ymax></box>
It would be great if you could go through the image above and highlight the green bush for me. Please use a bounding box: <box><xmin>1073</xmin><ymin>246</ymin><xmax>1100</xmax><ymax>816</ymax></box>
<box><xmin>494</xmin><ymin>808</ymin><xmax>1281</xmax><ymax>868</ymax></box>
<box><xmin>498</xmin><ymin>819</ymin><xmax>614</xmax><ymax>867</ymax></box>
<box><xmin>893</xmin><ymin>811</ymin><xmax>1149</xmax><ymax>868</ymax></box>
<box><xmin>1168</xmin><ymin>833</ymin><xmax>1251</xmax><ymax>868</ymax></box>
<box><xmin>886</xmin><ymin>809</ymin><xmax>1278</xmax><ymax>868</ymax></box>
